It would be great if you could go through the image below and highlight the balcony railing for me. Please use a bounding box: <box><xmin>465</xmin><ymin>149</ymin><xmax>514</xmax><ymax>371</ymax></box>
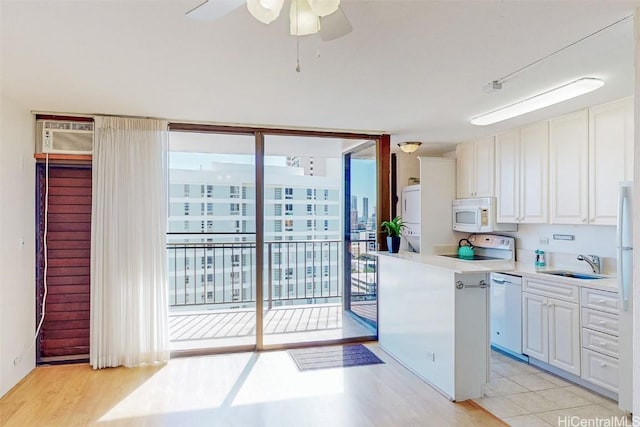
<box><xmin>167</xmin><ymin>234</ymin><xmax>377</xmax><ymax>309</ymax></box>
<box><xmin>350</xmin><ymin>239</ymin><xmax>378</xmax><ymax>301</ymax></box>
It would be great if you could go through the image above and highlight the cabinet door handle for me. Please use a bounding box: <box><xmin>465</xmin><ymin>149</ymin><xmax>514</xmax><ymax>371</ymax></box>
<box><xmin>582</xmin><ymin>218</ymin><xmax>588</xmax><ymax>223</ymax></box>
<box><xmin>599</xmin><ymin>320</ymin><xmax>606</xmax><ymax>325</ymax></box>
<box><xmin>600</xmin><ymin>363</ymin><xmax>607</xmax><ymax>368</ymax></box>
<box><xmin>598</xmin><ymin>299</ymin><xmax>606</xmax><ymax>304</ymax></box>
<box><xmin>599</xmin><ymin>342</ymin><xmax>607</xmax><ymax>346</ymax></box>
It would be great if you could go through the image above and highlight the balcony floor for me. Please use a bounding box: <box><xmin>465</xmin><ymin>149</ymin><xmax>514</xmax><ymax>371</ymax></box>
<box><xmin>169</xmin><ymin>302</ymin><xmax>377</xmax><ymax>351</ymax></box>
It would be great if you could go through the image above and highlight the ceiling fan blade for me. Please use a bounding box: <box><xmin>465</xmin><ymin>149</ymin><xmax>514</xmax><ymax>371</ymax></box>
<box><xmin>186</xmin><ymin>0</ymin><xmax>245</xmax><ymax>21</ymax></box>
<box><xmin>319</xmin><ymin>6</ymin><xmax>353</xmax><ymax>41</ymax></box>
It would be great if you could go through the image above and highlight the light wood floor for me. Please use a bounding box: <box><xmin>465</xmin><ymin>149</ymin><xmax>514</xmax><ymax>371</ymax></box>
<box><xmin>0</xmin><ymin>344</ymin><xmax>506</xmax><ymax>427</ymax></box>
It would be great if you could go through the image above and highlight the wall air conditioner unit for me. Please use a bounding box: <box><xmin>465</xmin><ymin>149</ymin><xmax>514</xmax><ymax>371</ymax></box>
<box><xmin>35</xmin><ymin>120</ymin><xmax>94</xmax><ymax>155</ymax></box>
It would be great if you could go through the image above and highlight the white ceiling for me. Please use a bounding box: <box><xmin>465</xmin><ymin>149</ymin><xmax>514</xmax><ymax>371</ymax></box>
<box><xmin>1</xmin><ymin>1</ymin><xmax>636</xmax><ymax>155</ymax></box>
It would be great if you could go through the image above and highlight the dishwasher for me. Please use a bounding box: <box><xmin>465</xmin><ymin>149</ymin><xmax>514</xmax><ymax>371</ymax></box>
<box><xmin>490</xmin><ymin>272</ymin><xmax>527</xmax><ymax>360</ymax></box>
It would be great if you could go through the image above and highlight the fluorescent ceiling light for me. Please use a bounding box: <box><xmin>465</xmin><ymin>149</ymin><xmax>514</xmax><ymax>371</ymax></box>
<box><xmin>470</xmin><ymin>77</ymin><xmax>605</xmax><ymax>126</ymax></box>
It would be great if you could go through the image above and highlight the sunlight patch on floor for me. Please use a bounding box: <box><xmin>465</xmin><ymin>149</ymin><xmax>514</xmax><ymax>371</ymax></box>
<box><xmin>97</xmin><ymin>350</ymin><xmax>345</xmax><ymax>422</ymax></box>
<box><xmin>231</xmin><ymin>351</ymin><xmax>345</xmax><ymax>406</ymax></box>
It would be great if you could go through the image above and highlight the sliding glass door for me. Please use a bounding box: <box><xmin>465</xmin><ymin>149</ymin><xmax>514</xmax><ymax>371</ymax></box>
<box><xmin>167</xmin><ymin>131</ymin><xmax>257</xmax><ymax>352</ymax></box>
<box><xmin>261</xmin><ymin>135</ymin><xmax>376</xmax><ymax>347</ymax></box>
<box><xmin>344</xmin><ymin>143</ymin><xmax>378</xmax><ymax>329</ymax></box>
<box><xmin>167</xmin><ymin>128</ymin><xmax>382</xmax><ymax>352</ymax></box>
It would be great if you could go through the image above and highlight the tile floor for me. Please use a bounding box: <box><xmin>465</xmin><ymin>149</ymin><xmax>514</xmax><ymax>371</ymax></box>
<box><xmin>473</xmin><ymin>351</ymin><xmax>631</xmax><ymax>426</ymax></box>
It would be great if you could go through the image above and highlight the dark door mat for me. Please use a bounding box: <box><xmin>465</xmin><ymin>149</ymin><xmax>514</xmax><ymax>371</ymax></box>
<box><xmin>288</xmin><ymin>344</ymin><xmax>385</xmax><ymax>371</ymax></box>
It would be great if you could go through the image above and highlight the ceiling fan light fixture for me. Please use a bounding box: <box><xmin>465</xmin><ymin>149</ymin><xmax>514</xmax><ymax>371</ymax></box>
<box><xmin>248</xmin><ymin>0</ymin><xmax>284</xmax><ymax>24</ymax></box>
<box><xmin>259</xmin><ymin>0</ymin><xmax>284</xmax><ymax>11</ymax></box>
<box><xmin>398</xmin><ymin>141</ymin><xmax>422</xmax><ymax>154</ymax></box>
<box><xmin>307</xmin><ymin>0</ymin><xmax>340</xmax><ymax>17</ymax></box>
<box><xmin>290</xmin><ymin>0</ymin><xmax>321</xmax><ymax>35</ymax></box>
<box><xmin>471</xmin><ymin>77</ymin><xmax>605</xmax><ymax>126</ymax></box>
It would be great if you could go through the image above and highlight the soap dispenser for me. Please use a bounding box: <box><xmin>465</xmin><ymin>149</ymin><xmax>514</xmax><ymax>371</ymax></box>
<box><xmin>535</xmin><ymin>249</ymin><xmax>546</xmax><ymax>269</ymax></box>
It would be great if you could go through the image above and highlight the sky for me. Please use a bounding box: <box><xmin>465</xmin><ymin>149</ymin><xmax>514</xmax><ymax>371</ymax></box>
<box><xmin>350</xmin><ymin>159</ymin><xmax>376</xmax><ymax>214</ymax></box>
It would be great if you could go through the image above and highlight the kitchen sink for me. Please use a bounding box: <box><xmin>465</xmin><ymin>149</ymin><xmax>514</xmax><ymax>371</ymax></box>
<box><xmin>539</xmin><ymin>270</ymin><xmax>604</xmax><ymax>280</ymax></box>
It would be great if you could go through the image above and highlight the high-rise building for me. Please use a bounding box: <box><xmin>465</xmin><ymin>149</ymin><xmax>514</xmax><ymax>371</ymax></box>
<box><xmin>362</xmin><ymin>197</ymin><xmax>369</xmax><ymax>224</ymax></box>
<box><xmin>350</xmin><ymin>195</ymin><xmax>358</xmax><ymax>229</ymax></box>
<box><xmin>167</xmin><ymin>157</ymin><xmax>342</xmax><ymax>309</ymax></box>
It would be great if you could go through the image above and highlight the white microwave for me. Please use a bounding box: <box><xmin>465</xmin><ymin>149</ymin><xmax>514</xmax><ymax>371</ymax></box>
<box><xmin>452</xmin><ymin>197</ymin><xmax>517</xmax><ymax>233</ymax></box>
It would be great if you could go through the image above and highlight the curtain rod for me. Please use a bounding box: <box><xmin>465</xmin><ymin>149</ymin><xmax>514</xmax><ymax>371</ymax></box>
<box><xmin>31</xmin><ymin>110</ymin><xmax>384</xmax><ymax>137</ymax></box>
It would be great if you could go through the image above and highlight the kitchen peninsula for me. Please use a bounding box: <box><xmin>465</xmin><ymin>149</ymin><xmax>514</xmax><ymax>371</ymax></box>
<box><xmin>377</xmin><ymin>251</ymin><xmax>513</xmax><ymax>401</ymax></box>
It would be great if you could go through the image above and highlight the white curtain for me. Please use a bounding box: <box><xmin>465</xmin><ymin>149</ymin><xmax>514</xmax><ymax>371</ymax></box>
<box><xmin>90</xmin><ymin>116</ymin><xmax>169</xmax><ymax>369</ymax></box>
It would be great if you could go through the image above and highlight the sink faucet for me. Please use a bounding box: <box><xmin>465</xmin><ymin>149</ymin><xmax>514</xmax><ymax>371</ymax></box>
<box><xmin>577</xmin><ymin>254</ymin><xmax>601</xmax><ymax>274</ymax></box>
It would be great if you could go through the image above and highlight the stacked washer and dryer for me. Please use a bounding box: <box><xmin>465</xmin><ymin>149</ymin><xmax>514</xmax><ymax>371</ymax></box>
<box><xmin>398</xmin><ymin>157</ymin><xmax>459</xmax><ymax>255</ymax></box>
<box><xmin>400</xmin><ymin>184</ymin><xmax>421</xmax><ymax>252</ymax></box>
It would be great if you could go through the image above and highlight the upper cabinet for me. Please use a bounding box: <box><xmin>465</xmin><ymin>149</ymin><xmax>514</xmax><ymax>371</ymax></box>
<box><xmin>549</xmin><ymin>98</ymin><xmax>633</xmax><ymax>225</ymax></box>
<box><xmin>496</xmin><ymin>122</ymin><xmax>549</xmax><ymax>224</ymax></box>
<box><xmin>495</xmin><ymin>130</ymin><xmax>519</xmax><ymax>222</ymax></box>
<box><xmin>459</xmin><ymin>96</ymin><xmax>633</xmax><ymax>226</ymax></box>
<box><xmin>456</xmin><ymin>136</ymin><xmax>495</xmax><ymax>198</ymax></box>
<box><xmin>588</xmin><ymin>98</ymin><xmax>634</xmax><ymax>225</ymax></box>
<box><xmin>550</xmin><ymin>109</ymin><xmax>590</xmax><ymax>224</ymax></box>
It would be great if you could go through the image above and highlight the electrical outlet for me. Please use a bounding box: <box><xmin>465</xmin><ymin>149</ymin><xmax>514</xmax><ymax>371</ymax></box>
<box><xmin>539</xmin><ymin>237</ymin><xmax>549</xmax><ymax>245</ymax></box>
<box><xmin>13</xmin><ymin>357</ymin><xmax>21</xmax><ymax>366</ymax></box>
<box><xmin>426</xmin><ymin>351</ymin><xmax>435</xmax><ymax>362</ymax></box>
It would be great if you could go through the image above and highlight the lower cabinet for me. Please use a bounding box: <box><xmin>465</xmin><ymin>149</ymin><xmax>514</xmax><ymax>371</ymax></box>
<box><xmin>522</xmin><ymin>278</ymin><xmax>581</xmax><ymax>376</ymax></box>
<box><xmin>548</xmin><ymin>298</ymin><xmax>581</xmax><ymax>375</ymax></box>
<box><xmin>521</xmin><ymin>277</ymin><xmax>621</xmax><ymax>394</ymax></box>
<box><xmin>582</xmin><ymin>349</ymin><xmax>619</xmax><ymax>392</ymax></box>
<box><xmin>580</xmin><ymin>287</ymin><xmax>620</xmax><ymax>393</ymax></box>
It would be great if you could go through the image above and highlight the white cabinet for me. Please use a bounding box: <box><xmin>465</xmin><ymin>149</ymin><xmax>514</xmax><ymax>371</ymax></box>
<box><xmin>550</xmin><ymin>109</ymin><xmax>589</xmax><ymax>224</ymax></box>
<box><xmin>456</xmin><ymin>136</ymin><xmax>495</xmax><ymax>198</ymax></box>
<box><xmin>495</xmin><ymin>130</ymin><xmax>519</xmax><ymax>222</ymax></box>
<box><xmin>588</xmin><ymin>98</ymin><xmax>634</xmax><ymax>225</ymax></box>
<box><xmin>582</xmin><ymin>349</ymin><xmax>619</xmax><ymax>392</ymax></box>
<box><xmin>456</xmin><ymin>142</ymin><xmax>474</xmax><ymax>198</ymax></box>
<box><xmin>549</xmin><ymin>98</ymin><xmax>633</xmax><ymax>225</ymax></box>
<box><xmin>522</xmin><ymin>278</ymin><xmax>581</xmax><ymax>376</ymax></box>
<box><xmin>548</xmin><ymin>298</ymin><xmax>581</xmax><ymax>376</ymax></box>
<box><xmin>496</xmin><ymin>122</ymin><xmax>548</xmax><ymax>223</ymax></box>
<box><xmin>580</xmin><ymin>287</ymin><xmax>620</xmax><ymax>393</ymax></box>
<box><xmin>522</xmin><ymin>292</ymin><xmax>547</xmax><ymax>361</ymax></box>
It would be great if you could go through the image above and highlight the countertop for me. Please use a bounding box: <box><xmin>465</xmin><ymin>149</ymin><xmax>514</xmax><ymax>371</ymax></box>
<box><xmin>507</xmin><ymin>261</ymin><xmax>618</xmax><ymax>293</ymax></box>
<box><xmin>375</xmin><ymin>251</ymin><xmax>618</xmax><ymax>292</ymax></box>
<box><xmin>375</xmin><ymin>251</ymin><xmax>516</xmax><ymax>274</ymax></box>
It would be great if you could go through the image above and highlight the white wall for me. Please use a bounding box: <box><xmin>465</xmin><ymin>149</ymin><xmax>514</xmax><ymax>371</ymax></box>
<box><xmin>0</xmin><ymin>95</ymin><xmax>36</xmax><ymax>397</ymax></box>
<box><xmin>501</xmin><ymin>224</ymin><xmax>616</xmax><ymax>273</ymax></box>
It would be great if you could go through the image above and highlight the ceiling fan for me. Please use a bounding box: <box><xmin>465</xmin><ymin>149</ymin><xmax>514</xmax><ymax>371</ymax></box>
<box><xmin>186</xmin><ymin>0</ymin><xmax>353</xmax><ymax>41</ymax></box>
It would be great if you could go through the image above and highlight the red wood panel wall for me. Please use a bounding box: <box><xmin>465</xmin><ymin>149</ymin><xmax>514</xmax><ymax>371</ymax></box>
<box><xmin>37</xmin><ymin>166</ymin><xmax>91</xmax><ymax>361</ymax></box>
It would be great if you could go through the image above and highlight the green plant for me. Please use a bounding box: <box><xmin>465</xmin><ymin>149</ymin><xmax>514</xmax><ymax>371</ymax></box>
<box><xmin>380</xmin><ymin>216</ymin><xmax>406</xmax><ymax>237</ymax></box>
